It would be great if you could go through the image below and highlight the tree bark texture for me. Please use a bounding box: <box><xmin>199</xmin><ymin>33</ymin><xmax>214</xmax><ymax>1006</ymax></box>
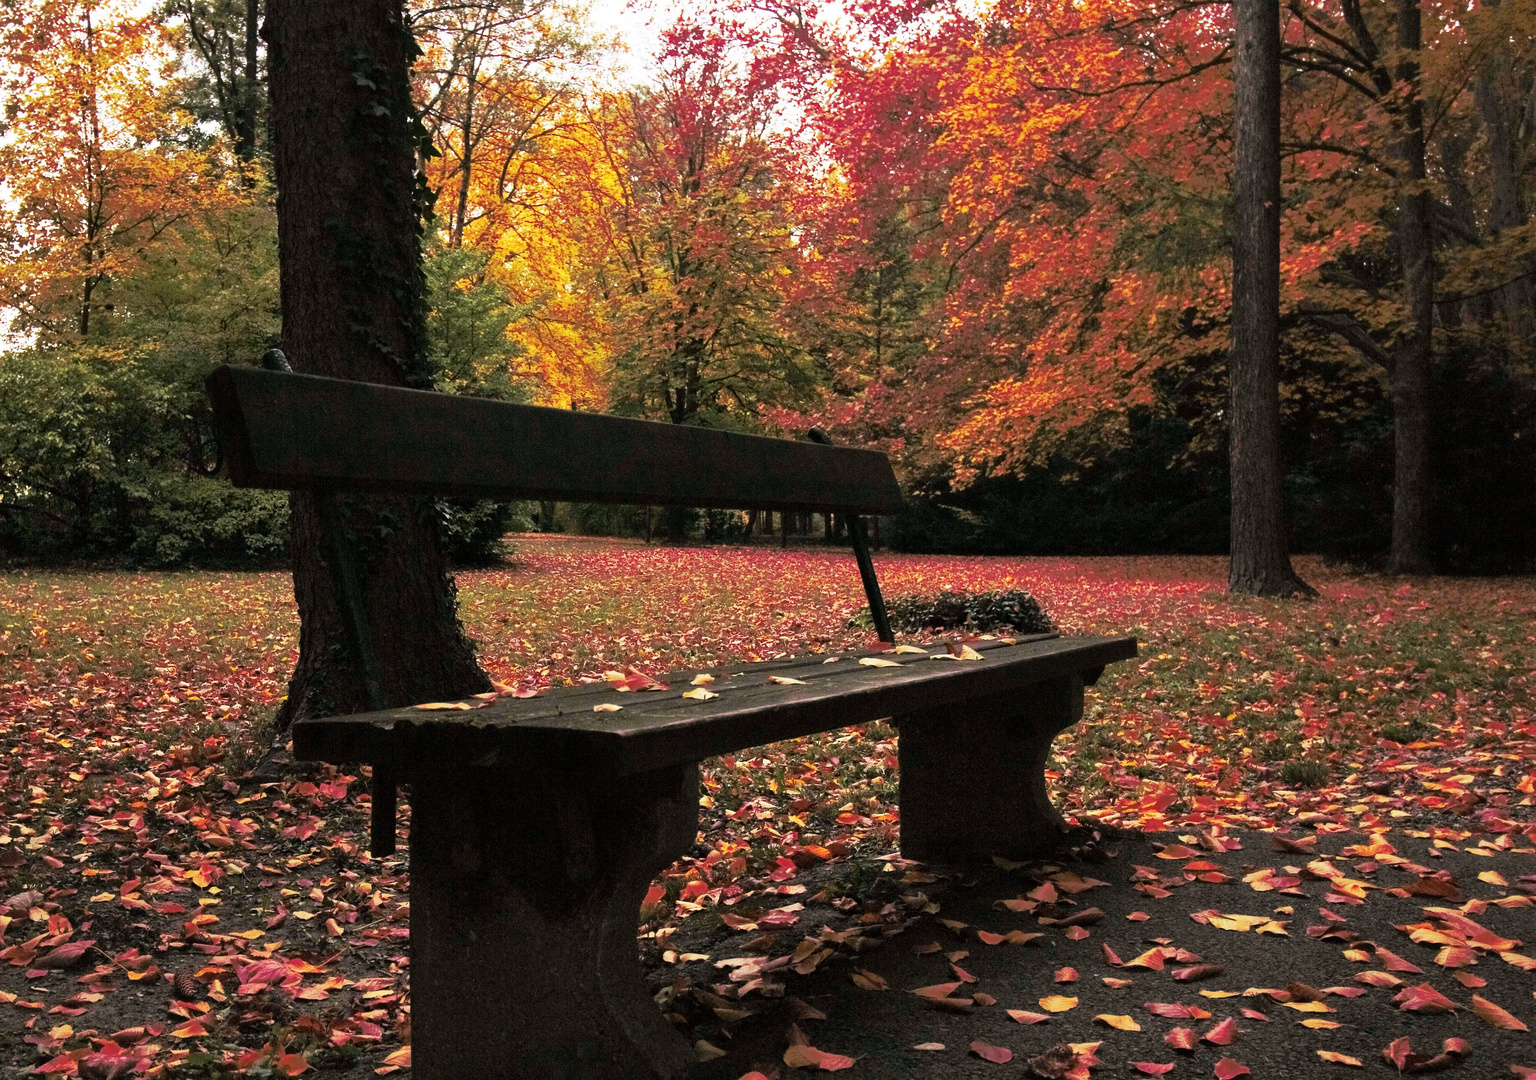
<box><xmin>265</xmin><ymin>0</ymin><xmax>489</xmax><ymax>728</ymax></box>
<box><xmin>1227</xmin><ymin>0</ymin><xmax>1312</xmax><ymax>597</ymax></box>
<box><xmin>1388</xmin><ymin>0</ymin><xmax>1436</xmax><ymax>575</ymax></box>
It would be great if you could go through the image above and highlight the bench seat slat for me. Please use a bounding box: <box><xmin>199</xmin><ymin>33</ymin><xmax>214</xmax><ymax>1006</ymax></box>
<box><xmin>208</xmin><ymin>366</ymin><xmax>904</xmax><ymax>514</ymax></box>
<box><xmin>293</xmin><ymin>634</ymin><xmax>1136</xmax><ymax>777</ymax></box>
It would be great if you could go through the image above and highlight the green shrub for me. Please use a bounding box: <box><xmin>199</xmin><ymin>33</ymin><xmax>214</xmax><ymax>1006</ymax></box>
<box><xmin>853</xmin><ymin>589</ymin><xmax>1053</xmax><ymax>635</ymax></box>
<box><xmin>125</xmin><ymin>472</ymin><xmax>289</xmax><ymax>567</ymax></box>
<box><xmin>438</xmin><ymin>499</ymin><xmax>533</xmax><ymax>566</ymax></box>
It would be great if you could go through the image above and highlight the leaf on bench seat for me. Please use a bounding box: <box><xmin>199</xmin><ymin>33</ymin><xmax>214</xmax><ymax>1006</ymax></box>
<box><xmin>592</xmin><ymin>703</ymin><xmax>623</xmax><ymax>713</ymax></box>
<box><xmin>859</xmin><ymin>657</ymin><xmax>900</xmax><ymax>668</ymax></box>
<box><xmin>412</xmin><ymin>702</ymin><xmax>472</xmax><ymax>711</ymax></box>
<box><xmin>690</xmin><ymin>674</ymin><xmax>715</xmax><ymax>685</ymax></box>
<box><xmin>892</xmin><ymin>645</ymin><xmax>929</xmax><ymax>655</ymax></box>
<box><xmin>682</xmin><ymin>688</ymin><xmax>718</xmax><ymax>701</ymax></box>
<box><xmin>768</xmin><ymin>675</ymin><xmax>807</xmax><ymax>685</ymax></box>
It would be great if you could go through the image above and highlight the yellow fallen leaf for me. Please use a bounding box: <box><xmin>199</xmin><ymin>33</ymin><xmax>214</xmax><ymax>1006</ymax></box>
<box><xmin>859</xmin><ymin>657</ymin><xmax>901</xmax><ymax>668</ymax></box>
<box><xmin>1200</xmin><ymin>990</ymin><xmax>1241</xmax><ymax>998</ymax></box>
<box><xmin>1478</xmin><ymin>870</ymin><xmax>1508</xmax><ymax>886</ymax></box>
<box><xmin>893</xmin><ymin>645</ymin><xmax>929</xmax><ymax>654</ymax></box>
<box><xmin>1039</xmin><ymin>995</ymin><xmax>1079</xmax><ymax>1013</ymax></box>
<box><xmin>768</xmin><ymin>675</ymin><xmax>807</xmax><ymax>685</ymax></box>
<box><xmin>1298</xmin><ymin>1018</ymin><xmax>1343</xmax><ymax>1029</ymax></box>
<box><xmin>681</xmin><ymin>688</ymin><xmax>718</xmax><ymax>701</ymax></box>
<box><xmin>382</xmin><ymin>1047</ymin><xmax>411</xmax><ymax>1068</ymax></box>
<box><xmin>1094</xmin><ymin>1014</ymin><xmax>1141</xmax><ymax>1031</ymax></box>
<box><xmin>1316</xmin><ymin>1050</ymin><xmax>1362</xmax><ymax>1066</ymax></box>
<box><xmin>593</xmin><ymin>703</ymin><xmax>623</xmax><ymax>712</ymax></box>
<box><xmin>1282</xmin><ymin>1001</ymin><xmax>1335</xmax><ymax>1013</ymax></box>
<box><xmin>412</xmin><ymin>701</ymin><xmax>471</xmax><ymax>710</ymax></box>
<box><xmin>690</xmin><ymin>673</ymin><xmax>715</xmax><ymax>685</ymax></box>
<box><xmin>695</xmin><ymin>1039</ymin><xmax>727</xmax><ymax>1061</ymax></box>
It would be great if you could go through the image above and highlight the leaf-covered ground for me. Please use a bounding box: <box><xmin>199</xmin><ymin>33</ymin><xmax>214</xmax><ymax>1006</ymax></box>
<box><xmin>0</xmin><ymin>536</ymin><xmax>1530</xmax><ymax>1077</ymax></box>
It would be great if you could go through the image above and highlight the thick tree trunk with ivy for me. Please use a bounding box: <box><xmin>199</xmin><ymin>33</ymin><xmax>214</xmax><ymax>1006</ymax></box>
<box><xmin>264</xmin><ymin>0</ymin><xmax>490</xmax><ymax>730</ymax></box>
<box><xmin>1227</xmin><ymin>0</ymin><xmax>1313</xmax><ymax>597</ymax></box>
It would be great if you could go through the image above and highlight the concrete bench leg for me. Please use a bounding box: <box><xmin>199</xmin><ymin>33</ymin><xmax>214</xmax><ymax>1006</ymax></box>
<box><xmin>406</xmin><ymin>759</ymin><xmax>700</xmax><ymax>1080</ymax></box>
<box><xmin>897</xmin><ymin>673</ymin><xmax>1083</xmax><ymax>862</ymax></box>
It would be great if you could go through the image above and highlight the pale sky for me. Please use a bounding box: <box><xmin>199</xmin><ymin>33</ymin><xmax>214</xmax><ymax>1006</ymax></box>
<box><xmin>581</xmin><ymin>0</ymin><xmax>665</xmax><ymax>82</ymax></box>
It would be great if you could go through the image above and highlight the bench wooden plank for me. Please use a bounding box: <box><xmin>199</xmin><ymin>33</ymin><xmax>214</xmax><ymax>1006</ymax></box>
<box><xmin>207</xmin><ymin>366</ymin><xmax>904</xmax><ymax>513</ymax></box>
<box><xmin>293</xmin><ymin>634</ymin><xmax>1136</xmax><ymax>776</ymax></box>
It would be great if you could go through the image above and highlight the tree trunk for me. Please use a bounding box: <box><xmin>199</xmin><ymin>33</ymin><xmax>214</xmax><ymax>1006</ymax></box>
<box><xmin>236</xmin><ymin>0</ymin><xmax>259</xmax><ymax>169</ymax></box>
<box><xmin>265</xmin><ymin>0</ymin><xmax>489</xmax><ymax>730</ymax></box>
<box><xmin>1228</xmin><ymin>0</ymin><xmax>1313</xmax><ymax>597</ymax></box>
<box><xmin>1387</xmin><ymin>0</ymin><xmax>1435</xmax><ymax>575</ymax></box>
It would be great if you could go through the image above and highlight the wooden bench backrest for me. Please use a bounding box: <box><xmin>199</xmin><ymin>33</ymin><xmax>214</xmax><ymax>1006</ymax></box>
<box><xmin>207</xmin><ymin>366</ymin><xmax>903</xmax><ymax>515</ymax></box>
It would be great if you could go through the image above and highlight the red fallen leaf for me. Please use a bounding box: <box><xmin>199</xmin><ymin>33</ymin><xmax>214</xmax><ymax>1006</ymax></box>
<box><xmin>1049</xmin><ymin>907</ymin><xmax>1105</xmax><ymax>928</ymax></box>
<box><xmin>1064</xmin><ymin>925</ymin><xmax>1091</xmax><ymax>941</ymax></box>
<box><xmin>1122</xmin><ymin>947</ymin><xmax>1166</xmax><ymax>970</ymax></box>
<box><xmin>951</xmin><ymin>964</ymin><xmax>977</xmax><ymax>984</ymax></box>
<box><xmin>969</xmin><ymin>1040</ymin><xmax>1012</xmax><ymax>1064</ymax></box>
<box><xmin>783</xmin><ymin>1043</ymin><xmax>856</xmax><ymax>1071</ymax></box>
<box><xmin>1239</xmin><ymin>1008</ymin><xmax>1269</xmax><ymax>1021</ymax></box>
<box><xmin>1103</xmin><ymin>944</ymin><xmax>1125</xmax><ymax>967</ymax></box>
<box><xmin>973</xmin><ymin>992</ymin><xmax>998</xmax><ymax>1006</ymax></box>
<box><xmin>1393</xmin><ymin>983</ymin><xmax>1460</xmax><ymax>1014</ymax></box>
<box><xmin>1131</xmin><ymin>1064</ymin><xmax>1177</xmax><ymax>1076</ymax></box>
<box><xmin>1055</xmin><ymin>967</ymin><xmax>1079</xmax><ymax>983</ymax></box>
<box><xmin>977</xmin><ymin>930</ymin><xmax>1008</xmax><ymax>945</ymax></box>
<box><xmin>1145</xmin><ymin>1003</ymin><xmax>1202</xmax><ymax>1020</ymax></box>
<box><xmin>1165</xmin><ymin>1027</ymin><xmax>1198</xmax><ymax>1052</ymax></box>
<box><xmin>1355</xmin><ymin>970</ymin><xmax>1404</xmax><ymax>988</ymax></box>
<box><xmin>1173</xmin><ymin>963</ymin><xmax>1225</xmax><ymax>982</ymax></box>
<box><xmin>913</xmin><ymin>982</ymin><xmax>963</xmax><ymax>999</ymax></box>
<box><xmin>1373</xmin><ymin>946</ymin><xmax>1425</xmax><ymax>974</ymax></box>
<box><xmin>1470</xmin><ymin>993</ymin><xmax>1529</xmax><ymax>1031</ymax></box>
<box><xmin>1384</xmin><ymin>1035</ymin><xmax>1473</xmax><ymax>1073</ymax></box>
<box><xmin>1201</xmin><ymin>1017</ymin><xmax>1239</xmax><ymax>1046</ymax></box>
<box><xmin>33</xmin><ymin>940</ymin><xmax>95</xmax><ymax>970</ymax></box>
<box><xmin>1213</xmin><ymin>1058</ymin><xmax>1250</xmax><ymax>1079</ymax></box>
<box><xmin>1272</xmin><ymin>835</ymin><xmax>1317</xmax><ymax>853</ymax></box>
<box><xmin>1156</xmin><ymin>844</ymin><xmax>1200</xmax><ymax>859</ymax></box>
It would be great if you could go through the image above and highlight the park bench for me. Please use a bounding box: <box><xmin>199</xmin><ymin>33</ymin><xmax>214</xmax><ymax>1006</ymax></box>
<box><xmin>206</xmin><ymin>364</ymin><xmax>1137</xmax><ymax>1080</ymax></box>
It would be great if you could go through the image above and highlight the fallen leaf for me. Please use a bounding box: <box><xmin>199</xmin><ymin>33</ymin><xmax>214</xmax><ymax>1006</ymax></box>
<box><xmin>913</xmin><ymin>1042</ymin><xmax>945</xmax><ymax>1050</ymax></box>
<box><xmin>696</xmin><ymin>1040</ymin><xmax>728</xmax><ymax>1061</ymax></box>
<box><xmin>859</xmin><ymin>657</ymin><xmax>900</xmax><ymax>668</ymax></box>
<box><xmin>1055</xmin><ymin>966</ymin><xmax>1079</xmax><ymax>983</ymax></box>
<box><xmin>1131</xmin><ymin>1064</ymin><xmax>1177</xmax><ymax>1076</ymax></box>
<box><xmin>1213</xmin><ymin>1058</ymin><xmax>1250</xmax><ymax>1079</ymax></box>
<box><xmin>593</xmin><ymin>703</ymin><xmax>623</xmax><ymax>712</ymax></box>
<box><xmin>969</xmin><ymin>1040</ymin><xmax>1012</xmax><ymax>1063</ymax></box>
<box><xmin>412</xmin><ymin>701</ymin><xmax>471</xmax><ymax>710</ymax></box>
<box><xmin>1165</xmin><ymin>1027</ymin><xmax>1198</xmax><ymax>1052</ymax></box>
<box><xmin>1093</xmin><ymin>1014</ymin><xmax>1141</xmax><ymax>1031</ymax></box>
<box><xmin>1316</xmin><ymin>1050</ymin><xmax>1362</xmax><ymax>1066</ymax></box>
<box><xmin>768</xmin><ymin>675</ymin><xmax>807</xmax><ymax>685</ymax></box>
<box><xmin>1472</xmin><ymin>993</ymin><xmax>1529</xmax><ymax>1031</ymax></box>
<box><xmin>1394</xmin><ymin>983</ymin><xmax>1460</xmax><ymax>1014</ymax></box>
<box><xmin>1039</xmin><ymin>995</ymin><xmax>1079</xmax><ymax>1013</ymax></box>
<box><xmin>1007</xmin><ymin>1010</ymin><xmax>1052</xmax><ymax>1024</ymax></box>
<box><xmin>1174</xmin><ymin>964</ymin><xmax>1225</xmax><ymax>982</ymax></box>
<box><xmin>1202</xmin><ymin>1017</ymin><xmax>1239</xmax><ymax>1046</ymax></box>
<box><xmin>681</xmin><ymin>688</ymin><xmax>718</xmax><ymax>701</ymax></box>
<box><xmin>851</xmin><ymin>969</ymin><xmax>888</xmax><ymax>991</ymax></box>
